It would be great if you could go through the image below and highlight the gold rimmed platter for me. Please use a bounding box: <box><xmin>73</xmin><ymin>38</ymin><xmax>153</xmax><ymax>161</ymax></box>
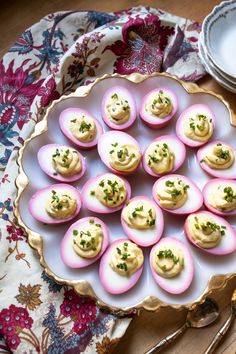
<box><xmin>14</xmin><ymin>73</ymin><xmax>236</xmax><ymax>313</ymax></box>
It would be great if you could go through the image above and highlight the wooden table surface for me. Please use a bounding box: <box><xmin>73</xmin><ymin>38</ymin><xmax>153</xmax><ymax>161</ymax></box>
<box><xmin>1</xmin><ymin>1</ymin><xmax>236</xmax><ymax>353</ymax></box>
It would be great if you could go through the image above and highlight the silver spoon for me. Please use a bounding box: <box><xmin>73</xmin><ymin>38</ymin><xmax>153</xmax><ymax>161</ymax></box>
<box><xmin>204</xmin><ymin>289</ymin><xmax>236</xmax><ymax>354</ymax></box>
<box><xmin>145</xmin><ymin>298</ymin><xmax>219</xmax><ymax>354</ymax></box>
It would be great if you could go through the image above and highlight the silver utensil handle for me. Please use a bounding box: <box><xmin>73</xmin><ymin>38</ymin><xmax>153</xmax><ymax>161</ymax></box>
<box><xmin>144</xmin><ymin>323</ymin><xmax>187</xmax><ymax>354</ymax></box>
<box><xmin>204</xmin><ymin>313</ymin><xmax>235</xmax><ymax>354</ymax></box>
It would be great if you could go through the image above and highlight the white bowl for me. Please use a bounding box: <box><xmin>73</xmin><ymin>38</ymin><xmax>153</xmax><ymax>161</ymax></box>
<box><xmin>202</xmin><ymin>0</ymin><xmax>236</xmax><ymax>79</ymax></box>
<box><xmin>198</xmin><ymin>33</ymin><xmax>236</xmax><ymax>93</ymax></box>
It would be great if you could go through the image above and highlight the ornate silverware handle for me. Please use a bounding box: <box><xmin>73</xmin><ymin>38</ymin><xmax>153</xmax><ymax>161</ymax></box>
<box><xmin>204</xmin><ymin>313</ymin><xmax>235</xmax><ymax>354</ymax></box>
<box><xmin>144</xmin><ymin>323</ymin><xmax>188</xmax><ymax>354</ymax></box>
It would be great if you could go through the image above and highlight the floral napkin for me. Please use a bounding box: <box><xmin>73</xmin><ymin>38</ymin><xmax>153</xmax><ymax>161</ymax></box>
<box><xmin>0</xmin><ymin>6</ymin><xmax>205</xmax><ymax>353</ymax></box>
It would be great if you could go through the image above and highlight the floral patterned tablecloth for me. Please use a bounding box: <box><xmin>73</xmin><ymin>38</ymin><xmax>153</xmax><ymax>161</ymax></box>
<box><xmin>0</xmin><ymin>6</ymin><xmax>205</xmax><ymax>353</ymax></box>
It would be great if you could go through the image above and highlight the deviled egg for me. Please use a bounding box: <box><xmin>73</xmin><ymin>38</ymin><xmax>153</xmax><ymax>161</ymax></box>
<box><xmin>176</xmin><ymin>104</ymin><xmax>215</xmax><ymax>147</ymax></box>
<box><xmin>99</xmin><ymin>239</ymin><xmax>144</xmax><ymax>294</ymax></box>
<box><xmin>37</xmin><ymin>144</ymin><xmax>86</xmax><ymax>182</ymax></box>
<box><xmin>97</xmin><ymin>131</ymin><xmax>142</xmax><ymax>175</ymax></box>
<box><xmin>101</xmin><ymin>86</ymin><xmax>136</xmax><ymax>130</ymax></box>
<box><xmin>60</xmin><ymin>217</ymin><xmax>109</xmax><ymax>268</ymax></box>
<box><xmin>143</xmin><ymin>135</ymin><xmax>186</xmax><ymax>177</ymax></box>
<box><xmin>29</xmin><ymin>184</ymin><xmax>81</xmax><ymax>224</ymax></box>
<box><xmin>81</xmin><ymin>173</ymin><xmax>131</xmax><ymax>213</ymax></box>
<box><xmin>121</xmin><ymin>196</ymin><xmax>164</xmax><ymax>247</ymax></box>
<box><xmin>139</xmin><ymin>88</ymin><xmax>178</xmax><ymax>128</ymax></box>
<box><xmin>203</xmin><ymin>179</ymin><xmax>236</xmax><ymax>216</ymax></box>
<box><xmin>184</xmin><ymin>211</ymin><xmax>236</xmax><ymax>255</ymax></box>
<box><xmin>150</xmin><ymin>237</ymin><xmax>194</xmax><ymax>294</ymax></box>
<box><xmin>197</xmin><ymin>141</ymin><xmax>236</xmax><ymax>178</ymax></box>
<box><xmin>59</xmin><ymin>108</ymin><xmax>103</xmax><ymax>149</ymax></box>
<box><xmin>152</xmin><ymin>174</ymin><xmax>203</xmax><ymax>215</ymax></box>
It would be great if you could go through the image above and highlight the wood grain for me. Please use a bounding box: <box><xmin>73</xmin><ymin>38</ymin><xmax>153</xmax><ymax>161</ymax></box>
<box><xmin>113</xmin><ymin>278</ymin><xmax>236</xmax><ymax>354</ymax></box>
<box><xmin>1</xmin><ymin>1</ymin><xmax>236</xmax><ymax>353</ymax></box>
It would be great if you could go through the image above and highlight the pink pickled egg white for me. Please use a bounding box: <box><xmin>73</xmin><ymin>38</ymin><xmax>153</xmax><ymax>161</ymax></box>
<box><xmin>139</xmin><ymin>87</ymin><xmax>178</xmax><ymax>128</ymax></box>
<box><xmin>149</xmin><ymin>237</ymin><xmax>194</xmax><ymax>294</ymax></box>
<box><xmin>60</xmin><ymin>217</ymin><xmax>110</xmax><ymax>268</ymax></box>
<box><xmin>59</xmin><ymin>107</ymin><xmax>103</xmax><ymax>149</ymax></box>
<box><xmin>37</xmin><ymin>144</ymin><xmax>86</xmax><ymax>183</ymax></box>
<box><xmin>81</xmin><ymin>173</ymin><xmax>131</xmax><ymax>214</ymax></box>
<box><xmin>97</xmin><ymin>130</ymin><xmax>142</xmax><ymax>175</ymax></box>
<box><xmin>101</xmin><ymin>86</ymin><xmax>136</xmax><ymax>130</ymax></box>
<box><xmin>152</xmin><ymin>174</ymin><xmax>203</xmax><ymax>215</ymax></box>
<box><xmin>99</xmin><ymin>238</ymin><xmax>143</xmax><ymax>294</ymax></box>
<box><xmin>176</xmin><ymin>104</ymin><xmax>216</xmax><ymax>147</ymax></box>
<box><xmin>143</xmin><ymin>135</ymin><xmax>186</xmax><ymax>177</ymax></box>
<box><xmin>184</xmin><ymin>210</ymin><xmax>236</xmax><ymax>255</ymax></box>
<box><xmin>121</xmin><ymin>196</ymin><xmax>164</xmax><ymax>247</ymax></box>
<box><xmin>203</xmin><ymin>178</ymin><xmax>236</xmax><ymax>216</ymax></box>
<box><xmin>28</xmin><ymin>184</ymin><xmax>81</xmax><ymax>224</ymax></box>
<box><xmin>197</xmin><ymin>140</ymin><xmax>236</xmax><ymax>179</ymax></box>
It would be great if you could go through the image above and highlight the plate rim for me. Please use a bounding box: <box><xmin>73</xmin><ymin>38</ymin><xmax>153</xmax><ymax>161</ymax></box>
<box><xmin>201</xmin><ymin>0</ymin><xmax>236</xmax><ymax>80</ymax></box>
<box><xmin>198</xmin><ymin>33</ymin><xmax>236</xmax><ymax>93</ymax></box>
<box><xmin>14</xmin><ymin>72</ymin><xmax>236</xmax><ymax>313</ymax></box>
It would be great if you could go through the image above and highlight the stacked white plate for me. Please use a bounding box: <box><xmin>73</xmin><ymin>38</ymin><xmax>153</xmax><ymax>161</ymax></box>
<box><xmin>199</xmin><ymin>0</ymin><xmax>236</xmax><ymax>93</ymax></box>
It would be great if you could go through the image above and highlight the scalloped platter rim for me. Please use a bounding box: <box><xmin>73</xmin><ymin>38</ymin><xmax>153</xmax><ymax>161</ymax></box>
<box><xmin>15</xmin><ymin>73</ymin><xmax>236</xmax><ymax>312</ymax></box>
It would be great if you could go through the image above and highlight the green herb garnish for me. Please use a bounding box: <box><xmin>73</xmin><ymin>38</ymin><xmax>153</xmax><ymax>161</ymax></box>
<box><xmin>79</xmin><ymin>122</ymin><xmax>91</xmax><ymax>133</ymax></box>
<box><xmin>224</xmin><ymin>186</ymin><xmax>236</xmax><ymax>203</ymax></box>
<box><xmin>157</xmin><ymin>249</ymin><xmax>179</xmax><ymax>264</ymax></box>
<box><xmin>116</xmin><ymin>262</ymin><xmax>128</xmax><ymax>272</ymax></box>
<box><xmin>165</xmin><ymin>180</ymin><xmax>174</xmax><ymax>187</ymax></box>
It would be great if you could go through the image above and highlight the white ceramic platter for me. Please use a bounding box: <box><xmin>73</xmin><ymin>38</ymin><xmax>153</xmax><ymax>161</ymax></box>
<box><xmin>198</xmin><ymin>34</ymin><xmax>236</xmax><ymax>93</ymax></box>
<box><xmin>17</xmin><ymin>74</ymin><xmax>236</xmax><ymax>310</ymax></box>
<box><xmin>202</xmin><ymin>0</ymin><xmax>236</xmax><ymax>79</ymax></box>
